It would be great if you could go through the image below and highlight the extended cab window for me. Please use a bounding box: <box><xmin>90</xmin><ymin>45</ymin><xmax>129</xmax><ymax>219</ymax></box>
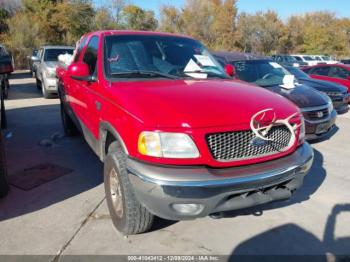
<box><xmin>83</xmin><ymin>36</ymin><xmax>99</xmax><ymax>75</ymax></box>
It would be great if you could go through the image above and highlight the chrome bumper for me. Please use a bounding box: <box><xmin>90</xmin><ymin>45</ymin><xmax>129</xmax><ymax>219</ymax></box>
<box><xmin>127</xmin><ymin>143</ymin><xmax>314</xmax><ymax>220</ymax></box>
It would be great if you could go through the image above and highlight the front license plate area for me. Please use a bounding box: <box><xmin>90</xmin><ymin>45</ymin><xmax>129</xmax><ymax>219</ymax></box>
<box><xmin>316</xmin><ymin>123</ymin><xmax>329</xmax><ymax>134</ymax></box>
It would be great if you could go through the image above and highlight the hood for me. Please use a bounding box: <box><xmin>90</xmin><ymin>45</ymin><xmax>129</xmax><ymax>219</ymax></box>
<box><xmin>265</xmin><ymin>83</ymin><xmax>328</xmax><ymax>108</ymax></box>
<box><xmin>108</xmin><ymin>79</ymin><xmax>299</xmax><ymax>128</ymax></box>
<box><xmin>44</xmin><ymin>61</ymin><xmax>59</xmax><ymax>68</ymax></box>
<box><xmin>297</xmin><ymin>78</ymin><xmax>348</xmax><ymax>93</ymax></box>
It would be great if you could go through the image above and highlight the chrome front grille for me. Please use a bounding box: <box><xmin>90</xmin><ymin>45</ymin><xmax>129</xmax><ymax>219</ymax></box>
<box><xmin>206</xmin><ymin>126</ymin><xmax>292</xmax><ymax>162</ymax></box>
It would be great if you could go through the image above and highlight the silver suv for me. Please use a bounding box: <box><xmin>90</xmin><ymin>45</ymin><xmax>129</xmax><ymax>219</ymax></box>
<box><xmin>34</xmin><ymin>46</ymin><xmax>74</xmax><ymax>98</ymax></box>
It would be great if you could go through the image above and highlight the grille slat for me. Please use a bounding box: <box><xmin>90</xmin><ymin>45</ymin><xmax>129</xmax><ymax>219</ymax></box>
<box><xmin>206</xmin><ymin>126</ymin><xmax>292</xmax><ymax>162</ymax></box>
<box><xmin>304</xmin><ymin>108</ymin><xmax>329</xmax><ymax>121</ymax></box>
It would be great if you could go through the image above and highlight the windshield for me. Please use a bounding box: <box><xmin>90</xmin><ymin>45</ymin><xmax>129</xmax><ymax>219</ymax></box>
<box><xmin>44</xmin><ymin>48</ymin><xmax>74</xmax><ymax>62</ymax></box>
<box><xmin>303</xmin><ymin>56</ymin><xmax>315</xmax><ymax>61</ymax></box>
<box><xmin>285</xmin><ymin>56</ymin><xmax>298</xmax><ymax>62</ymax></box>
<box><xmin>286</xmin><ymin>66</ymin><xmax>310</xmax><ymax>79</ymax></box>
<box><xmin>322</xmin><ymin>56</ymin><xmax>330</xmax><ymax>61</ymax></box>
<box><xmin>103</xmin><ymin>35</ymin><xmax>227</xmax><ymax>80</ymax></box>
<box><xmin>230</xmin><ymin>60</ymin><xmax>293</xmax><ymax>87</ymax></box>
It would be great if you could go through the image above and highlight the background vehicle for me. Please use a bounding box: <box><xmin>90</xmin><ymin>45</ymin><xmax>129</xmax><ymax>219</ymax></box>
<box><xmin>340</xmin><ymin>59</ymin><xmax>350</xmax><ymax>65</ymax></box>
<box><xmin>311</xmin><ymin>55</ymin><xmax>338</xmax><ymax>65</ymax></box>
<box><xmin>213</xmin><ymin>51</ymin><xmax>337</xmax><ymax>141</ymax></box>
<box><xmin>0</xmin><ymin>70</ymin><xmax>8</xmax><ymax>197</ymax></box>
<box><xmin>27</xmin><ymin>49</ymin><xmax>38</xmax><ymax>77</ymax></box>
<box><xmin>272</xmin><ymin>54</ymin><xmax>307</xmax><ymax>67</ymax></box>
<box><xmin>286</xmin><ymin>66</ymin><xmax>349</xmax><ymax>114</ymax></box>
<box><xmin>0</xmin><ymin>44</ymin><xmax>13</xmax><ymax>99</ymax></box>
<box><xmin>302</xmin><ymin>64</ymin><xmax>350</xmax><ymax>92</ymax></box>
<box><xmin>34</xmin><ymin>46</ymin><xmax>74</xmax><ymax>98</ymax></box>
<box><xmin>291</xmin><ymin>55</ymin><xmax>319</xmax><ymax>66</ymax></box>
<box><xmin>56</xmin><ymin>30</ymin><xmax>313</xmax><ymax>235</ymax></box>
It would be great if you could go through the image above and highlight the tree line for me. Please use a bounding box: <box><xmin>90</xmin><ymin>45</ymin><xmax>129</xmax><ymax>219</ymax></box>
<box><xmin>1</xmin><ymin>0</ymin><xmax>350</xmax><ymax>68</ymax></box>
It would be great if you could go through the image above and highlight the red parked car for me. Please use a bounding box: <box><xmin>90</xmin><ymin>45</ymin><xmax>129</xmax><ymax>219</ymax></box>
<box><xmin>302</xmin><ymin>64</ymin><xmax>350</xmax><ymax>93</ymax></box>
<box><xmin>56</xmin><ymin>30</ymin><xmax>313</xmax><ymax>235</ymax></box>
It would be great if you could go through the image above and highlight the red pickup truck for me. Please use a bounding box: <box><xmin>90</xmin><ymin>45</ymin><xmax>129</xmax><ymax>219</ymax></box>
<box><xmin>56</xmin><ymin>31</ymin><xmax>314</xmax><ymax>235</ymax></box>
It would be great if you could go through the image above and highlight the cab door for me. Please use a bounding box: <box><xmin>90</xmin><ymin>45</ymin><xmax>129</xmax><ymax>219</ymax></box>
<box><xmin>73</xmin><ymin>36</ymin><xmax>101</xmax><ymax>141</ymax></box>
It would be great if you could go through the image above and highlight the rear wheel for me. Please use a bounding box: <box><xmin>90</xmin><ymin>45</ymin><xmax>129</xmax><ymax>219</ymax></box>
<box><xmin>0</xmin><ymin>132</ymin><xmax>9</xmax><ymax>198</ymax></box>
<box><xmin>104</xmin><ymin>141</ymin><xmax>154</xmax><ymax>235</ymax></box>
<box><xmin>60</xmin><ymin>102</ymin><xmax>79</xmax><ymax>136</ymax></box>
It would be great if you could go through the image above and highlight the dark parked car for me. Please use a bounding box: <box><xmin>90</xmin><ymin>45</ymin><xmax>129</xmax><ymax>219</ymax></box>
<box><xmin>0</xmin><ymin>44</ymin><xmax>13</xmax><ymax>99</ymax></box>
<box><xmin>0</xmin><ymin>71</ymin><xmax>8</xmax><ymax>198</ymax></box>
<box><xmin>213</xmin><ymin>51</ymin><xmax>337</xmax><ymax>141</ymax></box>
<box><xmin>302</xmin><ymin>64</ymin><xmax>350</xmax><ymax>92</ymax></box>
<box><xmin>286</xmin><ymin>66</ymin><xmax>349</xmax><ymax>114</ymax></box>
<box><xmin>340</xmin><ymin>59</ymin><xmax>350</xmax><ymax>65</ymax></box>
<box><xmin>27</xmin><ymin>49</ymin><xmax>38</xmax><ymax>77</ymax></box>
<box><xmin>272</xmin><ymin>54</ymin><xmax>307</xmax><ymax>68</ymax></box>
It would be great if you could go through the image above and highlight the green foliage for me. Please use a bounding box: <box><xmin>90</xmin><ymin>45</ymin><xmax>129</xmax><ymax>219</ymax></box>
<box><xmin>121</xmin><ymin>5</ymin><xmax>158</xmax><ymax>31</ymax></box>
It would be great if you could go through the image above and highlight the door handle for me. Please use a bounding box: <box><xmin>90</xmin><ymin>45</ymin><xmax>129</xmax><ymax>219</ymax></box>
<box><xmin>95</xmin><ymin>101</ymin><xmax>102</xmax><ymax>111</ymax></box>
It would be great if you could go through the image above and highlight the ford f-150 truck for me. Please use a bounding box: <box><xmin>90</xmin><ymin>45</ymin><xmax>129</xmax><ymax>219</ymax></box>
<box><xmin>56</xmin><ymin>30</ymin><xmax>314</xmax><ymax>235</ymax></box>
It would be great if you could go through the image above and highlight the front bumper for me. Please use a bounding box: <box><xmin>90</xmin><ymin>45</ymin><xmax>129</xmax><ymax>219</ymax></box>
<box><xmin>43</xmin><ymin>77</ymin><xmax>58</xmax><ymax>93</ymax></box>
<box><xmin>127</xmin><ymin>143</ymin><xmax>314</xmax><ymax>220</ymax></box>
<box><xmin>304</xmin><ymin>109</ymin><xmax>337</xmax><ymax>141</ymax></box>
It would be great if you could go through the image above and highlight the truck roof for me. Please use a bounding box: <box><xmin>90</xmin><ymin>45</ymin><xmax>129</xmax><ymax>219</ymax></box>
<box><xmin>82</xmin><ymin>30</ymin><xmax>195</xmax><ymax>41</ymax></box>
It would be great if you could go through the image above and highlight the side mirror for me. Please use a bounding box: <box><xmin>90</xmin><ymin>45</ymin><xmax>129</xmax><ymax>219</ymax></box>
<box><xmin>225</xmin><ymin>64</ymin><xmax>235</xmax><ymax>77</ymax></box>
<box><xmin>31</xmin><ymin>56</ymin><xmax>40</xmax><ymax>62</ymax></box>
<box><xmin>68</xmin><ymin>62</ymin><xmax>95</xmax><ymax>82</ymax></box>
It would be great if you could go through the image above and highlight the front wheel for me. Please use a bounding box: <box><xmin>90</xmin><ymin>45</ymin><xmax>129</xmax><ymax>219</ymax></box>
<box><xmin>60</xmin><ymin>102</ymin><xmax>79</xmax><ymax>136</ymax></box>
<box><xmin>104</xmin><ymin>141</ymin><xmax>154</xmax><ymax>235</ymax></box>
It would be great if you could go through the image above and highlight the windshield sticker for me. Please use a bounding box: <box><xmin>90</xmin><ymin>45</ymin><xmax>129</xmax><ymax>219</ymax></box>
<box><xmin>280</xmin><ymin>75</ymin><xmax>296</xmax><ymax>89</ymax></box>
<box><xmin>184</xmin><ymin>59</ymin><xmax>208</xmax><ymax>79</ymax></box>
<box><xmin>194</xmin><ymin>55</ymin><xmax>216</xmax><ymax>67</ymax></box>
<box><xmin>269</xmin><ymin>62</ymin><xmax>282</xmax><ymax>69</ymax></box>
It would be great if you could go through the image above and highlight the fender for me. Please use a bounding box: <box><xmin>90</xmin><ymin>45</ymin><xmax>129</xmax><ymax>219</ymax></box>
<box><xmin>99</xmin><ymin>121</ymin><xmax>129</xmax><ymax>161</ymax></box>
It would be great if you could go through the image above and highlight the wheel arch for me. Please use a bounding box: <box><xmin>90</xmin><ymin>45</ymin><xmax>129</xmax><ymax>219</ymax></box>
<box><xmin>99</xmin><ymin>121</ymin><xmax>129</xmax><ymax>161</ymax></box>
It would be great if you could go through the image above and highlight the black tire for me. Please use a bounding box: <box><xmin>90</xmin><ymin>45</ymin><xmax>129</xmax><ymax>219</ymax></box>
<box><xmin>36</xmin><ymin>76</ymin><xmax>41</xmax><ymax>90</ymax></box>
<box><xmin>60</xmin><ymin>102</ymin><xmax>79</xmax><ymax>136</ymax></box>
<box><xmin>0</xmin><ymin>132</ymin><xmax>9</xmax><ymax>198</ymax></box>
<box><xmin>104</xmin><ymin>141</ymin><xmax>154</xmax><ymax>235</ymax></box>
<box><xmin>2</xmin><ymin>78</ymin><xmax>9</xmax><ymax>99</ymax></box>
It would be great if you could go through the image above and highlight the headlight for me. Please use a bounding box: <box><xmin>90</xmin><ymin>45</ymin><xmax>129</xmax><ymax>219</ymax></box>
<box><xmin>45</xmin><ymin>68</ymin><xmax>56</xmax><ymax>78</ymax></box>
<box><xmin>138</xmin><ymin>132</ymin><xmax>200</xmax><ymax>158</ymax></box>
<box><xmin>327</xmin><ymin>100</ymin><xmax>334</xmax><ymax>114</ymax></box>
<box><xmin>298</xmin><ymin>117</ymin><xmax>306</xmax><ymax>145</ymax></box>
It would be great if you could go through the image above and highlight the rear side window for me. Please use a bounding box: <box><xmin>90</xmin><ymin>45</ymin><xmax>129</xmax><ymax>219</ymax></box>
<box><xmin>294</xmin><ymin>56</ymin><xmax>302</xmax><ymax>61</ymax></box>
<box><xmin>310</xmin><ymin>67</ymin><xmax>330</xmax><ymax>76</ymax></box>
<box><xmin>74</xmin><ymin>36</ymin><xmax>88</xmax><ymax>62</ymax></box>
<box><xmin>83</xmin><ymin>36</ymin><xmax>99</xmax><ymax>75</ymax></box>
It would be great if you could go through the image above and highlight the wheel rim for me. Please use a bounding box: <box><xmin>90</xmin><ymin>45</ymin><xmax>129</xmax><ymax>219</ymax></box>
<box><xmin>109</xmin><ymin>168</ymin><xmax>123</xmax><ymax>218</ymax></box>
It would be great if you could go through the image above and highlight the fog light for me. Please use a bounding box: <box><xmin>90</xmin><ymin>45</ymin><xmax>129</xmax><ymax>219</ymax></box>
<box><xmin>171</xmin><ymin>203</ymin><xmax>204</xmax><ymax>215</ymax></box>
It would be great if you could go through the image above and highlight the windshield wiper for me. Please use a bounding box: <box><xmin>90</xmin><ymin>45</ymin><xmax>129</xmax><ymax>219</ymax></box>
<box><xmin>110</xmin><ymin>70</ymin><xmax>179</xmax><ymax>79</ymax></box>
<box><xmin>182</xmin><ymin>70</ymin><xmax>229</xmax><ymax>79</ymax></box>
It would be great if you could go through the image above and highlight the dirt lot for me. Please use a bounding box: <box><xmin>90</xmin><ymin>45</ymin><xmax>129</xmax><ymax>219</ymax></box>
<box><xmin>0</xmin><ymin>71</ymin><xmax>349</xmax><ymax>260</ymax></box>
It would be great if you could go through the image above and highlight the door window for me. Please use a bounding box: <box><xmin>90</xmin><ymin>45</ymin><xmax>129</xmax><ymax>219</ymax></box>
<box><xmin>329</xmin><ymin>67</ymin><xmax>349</xmax><ymax>79</ymax></box>
<box><xmin>74</xmin><ymin>36</ymin><xmax>88</xmax><ymax>62</ymax></box>
<box><xmin>82</xmin><ymin>36</ymin><xmax>99</xmax><ymax>75</ymax></box>
<box><xmin>310</xmin><ymin>66</ymin><xmax>330</xmax><ymax>76</ymax></box>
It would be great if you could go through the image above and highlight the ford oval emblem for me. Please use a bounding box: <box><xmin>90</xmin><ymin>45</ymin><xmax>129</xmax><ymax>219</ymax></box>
<box><xmin>250</xmin><ymin>137</ymin><xmax>269</xmax><ymax>147</ymax></box>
